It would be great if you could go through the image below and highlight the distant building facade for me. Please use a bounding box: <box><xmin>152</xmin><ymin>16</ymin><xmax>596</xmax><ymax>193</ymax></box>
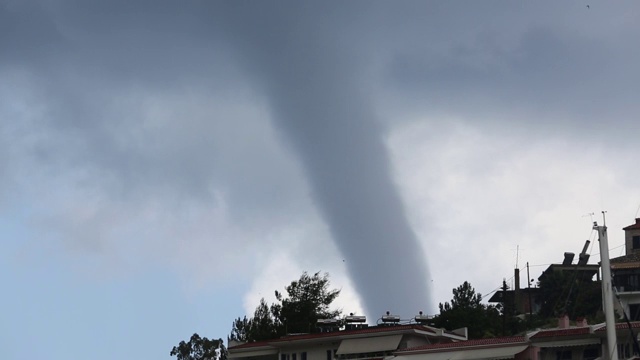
<box><xmin>611</xmin><ymin>218</ymin><xmax>640</xmax><ymax>320</ymax></box>
<box><xmin>229</xmin><ymin>317</ymin><xmax>640</xmax><ymax>360</ymax></box>
<box><xmin>228</xmin><ymin>324</ymin><xmax>467</xmax><ymax>360</ymax></box>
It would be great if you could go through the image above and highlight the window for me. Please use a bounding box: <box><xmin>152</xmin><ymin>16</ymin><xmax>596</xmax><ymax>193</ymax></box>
<box><xmin>618</xmin><ymin>343</ymin><xmax>631</xmax><ymax>359</ymax></box>
<box><xmin>630</xmin><ymin>304</ymin><xmax>640</xmax><ymax>321</ymax></box>
<box><xmin>292</xmin><ymin>354</ymin><xmax>297</xmax><ymax>360</ymax></box>
<box><xmin>326</xmin><ymin>349</ymin><xmax>337</xmax><ymax>360</ymax></box>
<box><xmin>633</xmin><ymin>236</ymin><xmax>640</xmax><ymax>249</ymax></box>
<box><xmin>556</xmin><ymin>350</ymin><xmax>572</xmax><ymax>360</ymax></box>
<box><xmin>301</xmin><ymin>352</ymin><xmax>307</xmax><ymax>360</ymax></box>
<box><xmin>630</xmin><ymin>274</ymin><xmax>640</xmax><ymax>290</ymax></box>
<box><xmin>583</xmin><ymin>347</ymin><xmax>599</xmax><ymax>360</ymax></box>
<box><xmin>282</xmin><ymin>354</ymin><xmax>287</xmax><ymax>360</ymax></box>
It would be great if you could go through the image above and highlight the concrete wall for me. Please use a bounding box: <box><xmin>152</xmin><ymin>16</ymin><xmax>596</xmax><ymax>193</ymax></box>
<box><xmin>278</xmin><ymin>342</ymin><xmax>339</xmax><ymax>360</ymax></box>
<box><xmin>624</xmin><ymin>222</ymin><xmax>640</xmax><ymax>255</ymax></box>
<box><xmin>538</xmin><ymin>345</ymin><xmax>600</xmax><ymax>360</ymax></box>
<box><xmin>516</xmin><ymin>346</ymin><xmax>539</xmax><ymax>360</ymax></box>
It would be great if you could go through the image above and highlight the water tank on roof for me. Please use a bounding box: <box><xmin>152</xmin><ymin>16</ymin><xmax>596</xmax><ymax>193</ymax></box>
<box><xmin>381</xmin><ymin>311</ymin><xmax>400</xmax><ymax>323</ymax></box>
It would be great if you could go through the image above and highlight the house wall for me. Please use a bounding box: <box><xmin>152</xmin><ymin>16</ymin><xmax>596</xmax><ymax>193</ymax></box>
<box><xmin>399</xmin><ymin>335</ymin><xmax>432</xmax><ymax>350</ymax></box>
<box><xmin>616</xmin><ymin>338</ymin><xmax>637</xmax><ymax>359</ymax></box>
<box><xmin>624</xmin><ymin>223</ymin><xmax>640</xmax><ymax>255</ymax></box>
<box><xmin>278</xmin><ymin>343</ymin><xmax>339</xmax><ymax>360</ymax></box>
<box><xmin>516</xmin><ymin>346</ymin><xmax>539</xmax><ymax>360</ymax></box>
<box><xmin>613</xmin><ymin>291</ymin><xmax>640</xmax><ymax>320</ymax></box>
<box><xmin>538</xmin><ymin>345</ymin><xmax>600</xmax><ymax>360</ymax></box>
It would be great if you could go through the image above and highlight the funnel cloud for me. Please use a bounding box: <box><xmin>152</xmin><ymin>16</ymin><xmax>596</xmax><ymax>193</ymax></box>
<box><xmin>267</xmin><ymin>72</ymin><xmax>433</xmax><ymax>317</ymax></box>
<box><xmin>217</xmin><ymin>3</ymin><xmax>433</xmax><ymax>317</ymax></box>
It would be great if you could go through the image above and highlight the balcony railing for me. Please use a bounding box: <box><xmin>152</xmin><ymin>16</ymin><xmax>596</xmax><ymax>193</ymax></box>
<box><xmin>615</xmin><ymin>285</ymin><xmax>640</xmax><ymax>293</ymax></box>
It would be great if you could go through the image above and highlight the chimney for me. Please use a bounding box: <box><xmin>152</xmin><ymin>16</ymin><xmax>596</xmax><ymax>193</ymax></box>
<box><xmin>558</xmin><ymin>315</ymin><xmax>570</xmax><ymax>329</ymax></box>
<box><xmin>576</xmin><ymin>317</ymin><xmax>588</xmax><ymax>327</ymax></box>
<box><xmin>578</xmin><ymin>240</ymin><xmax>591</xmax><ymax>265</ymax></box>
<box><xmin>562</xmin><ymin>252</ymin><xmax>575</xmax><ymax>265</ymax></box>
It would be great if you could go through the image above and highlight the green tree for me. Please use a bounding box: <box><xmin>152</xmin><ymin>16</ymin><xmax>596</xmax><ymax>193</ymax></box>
<box><xmin>170</xmin><ymin>333</ymin><xmax>226</xmax><ymax>360</ymax></box>
<box><xmin>537</xmin><ymin>271</ymin><xmax>602</xmax><ymax>320</ymax></box>
<box><xmin>272</xmin><ymin>271</ymin><xmax>341</xmax><ymax>334</ymax></box>
<box><xmin>230</xmin><ymin>271</ymin><xmax>341</xmax><ymax>341</ymax></box>
<box><xmin>229</xmin><ymin>316</ymin><xmax>251</xmax><ymax>343</ymax></box>
<box><xmin>230</xmin><ymin>298</ymin><xmax>279</xmax><ymax>342</ymax></box>
<box><xmin>432</xmin><ymin>281</ymin><xmax>502</xmax><ymax>339</ymax></box>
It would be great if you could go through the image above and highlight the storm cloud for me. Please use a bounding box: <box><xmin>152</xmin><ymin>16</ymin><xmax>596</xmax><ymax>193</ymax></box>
<box><xmin>212</xmin><ymin>2</ymin><xmax>433</xmax><ymax>316</ymax></box>
<box><xmin>3</xmin><ymin>2</ymin><xmax>640</xmax><ymax>359</ymax></box>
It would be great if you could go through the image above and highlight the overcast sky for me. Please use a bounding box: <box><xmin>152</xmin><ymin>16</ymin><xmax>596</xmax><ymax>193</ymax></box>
<box><xmin>3</xmin><ymin>1</ymin><xmax>640</xmax><ymax>359</ymax></box>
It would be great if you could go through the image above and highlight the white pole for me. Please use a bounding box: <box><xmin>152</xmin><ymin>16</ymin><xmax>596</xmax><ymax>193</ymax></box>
<box><xmin>595</xmin><ymin>220</ymin><xmax>619</xmax><ymax>360</ymax></box>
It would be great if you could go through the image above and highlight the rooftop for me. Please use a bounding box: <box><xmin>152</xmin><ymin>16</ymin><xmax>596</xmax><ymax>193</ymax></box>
<box><xmin>529</xmin><ymin>327</ymin><xmax>592</xmax><ymax>338</ymax></box>
<box><xmin>610</xmin><ymin>253</ymin><xmax>640</xmax><ymax>269</ymax></box>
<box><xmin>623</xmin><ymin>218</ymin><xmax>640</xmax><ymax>231</ymax></box>
<box><xmin>229</xmin><ymin>324</ymin><xmax>460</xmax><ymax>351</ymax></box>
<box><xmin>398</xmin><ymin>336</ymin><xmax>526</xmax><ymax>353</ymax></box>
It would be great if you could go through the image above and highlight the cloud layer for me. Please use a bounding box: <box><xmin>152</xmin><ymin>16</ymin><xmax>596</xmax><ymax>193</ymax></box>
<box><xmin>3</xmin><ymin>2</ymin><xmax>640</xmax><ymax>359</ymax></box>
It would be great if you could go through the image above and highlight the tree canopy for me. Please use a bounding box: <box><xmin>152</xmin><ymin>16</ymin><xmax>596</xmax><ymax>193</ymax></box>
<box><xmin>170</xmin><ymin>333</ymin><xmax>226</xmax><ymax>360</ymax></box>
<box><xmin>229</xmin><ymin>298</ymin><xmax>279</xmax><ymax>342</ymax></box>
<box><xmin>432</xmin><ymin>281</ymin><xmax>504</xmax><ymax>339</ymax></box>
<box><xmin>230</xmin><ymin>271</ymin><xmax>341</xmax><ymax>342</ymax></box>
<box><xmin>433</xmin><ymin>277</ymin><xmax>603</xmax><ymax>340</ymax></box>
<box><xmin>537</xmin><ymin>271</ymin><xmax>602</xmax><ymax>319</ymax></box>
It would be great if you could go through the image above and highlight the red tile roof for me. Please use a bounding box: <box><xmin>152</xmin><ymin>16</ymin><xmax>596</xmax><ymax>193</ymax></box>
<box><xmin>611</xmin><ymin>253</ymin><xmax>640</xmax><ymax>262</ymax></box>
<box><xmin>611</xmin><ymin>253</ymin><xmax>640</xmax><ymax>267</ymax></box>
<box><xmin>528</xmin><ymin>321</ymin><xmax>640</xmax><ymax>339</ymax></box>
<box><xmin>530</xmin><ymin>327</ymin><xmax>591</xmax><ymax>338</ymax></box>
<box><xmin>623</xmin><ymin>218</ymin><xmax>640</xmax><ymax>231</ymax></box>
<box><xmin>398</xmin><ymin>336</ymin><xmax>526</xmax><ymax>353</ymax></box>
<box><xmin>595</xmin><ymin>322</ymin><xmax>640</xmax><ymax>331</ymax></box>
<box><xmin>229</xmin><ymin>325</ymin><xmax>439</xmax><ymax>350</ymax></box>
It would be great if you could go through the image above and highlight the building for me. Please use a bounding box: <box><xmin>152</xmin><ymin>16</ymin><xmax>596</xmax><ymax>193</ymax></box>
<box><xmin>229</xmin><ymin>317</ymin><xmax>640</xmax><ymax>360</ymax></box>
<box><xmin>537</xmin><ymin>242</ymin><xmax>600</xmax><ymax>284</ymax></box>
<box><xmin>488</xmin><ymin>243</ymin><xmax>600</xmax><ymax>317</ymax></box>
<box><xmin>394</xmin><ymin>335</ymin><xmax>531</xmax><ymax>360</ymax></box>
<box><xmin>229</xmin><ymin>323</ymin><xmax>467</xmax><ymax>360</ymax></box>
<box><xmin>487</xmin><ymin>268</ymin><xmax>541</xmax><ymax>316</ymax></box>
<box><xmin>611</xmin><ymin>218</ymin><xmax>640</xmax><ymax>320</ymax></box>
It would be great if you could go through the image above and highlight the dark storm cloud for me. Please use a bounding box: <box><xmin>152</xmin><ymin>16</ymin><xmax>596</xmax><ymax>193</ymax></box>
<box><xmin>2</xmin><ymin>0</ymin><xmax>436</xmax><ymax>315</ymax></box>
<box><xmin>209</xmin><ymin>1</ymin><xmax>640</xmax><ymax>317</ymax></box>
<box><xmin>378</xmin><ymin>3</ymin><xmax>640</xmax><ymax>137</ymax></box>
<box><xmin>4</xmin><ymin>0</ymin><xmax>640</xmax><ymax>319</ymax></box>
<box><xmin>0</xmin><ymin>2</ymin><xmax>70</xmax><ymax>67</ymax></box>
<box><xmin>9</xmin><ymin>4</ymin><xmax>640</xmax><ymax>360</ymax></box>
<box><xmin>2</xmin><ymin>1</ymin><xmax>253</xmax><ymax>203</ymax></box>
<box><xmin>0</xmin><ymin>0</ymin><xmax>312</xmax><ymax>254</ymax></box>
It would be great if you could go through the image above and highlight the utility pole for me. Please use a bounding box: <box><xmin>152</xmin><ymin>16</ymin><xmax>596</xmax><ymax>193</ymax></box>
<box><xmin>527</xmin><ymin>262</ymin><xmax>533</xmax><ymax>318</ymax></box>
<box><xmin>595</xmin><ymin>212</ymin><xmax>619</xmax><ymax>360</ymax></box>
<box><xmin>502</xmin><ymin>279</ymin><xmax>508</xmax><ymax>336</ymax></box>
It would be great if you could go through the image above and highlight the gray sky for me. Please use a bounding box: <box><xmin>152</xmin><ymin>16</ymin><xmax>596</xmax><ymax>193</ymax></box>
<box><xmin>2</xmin><ymin>2</ymin><xmax>640</xmax><ymax>360</ymax></box>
